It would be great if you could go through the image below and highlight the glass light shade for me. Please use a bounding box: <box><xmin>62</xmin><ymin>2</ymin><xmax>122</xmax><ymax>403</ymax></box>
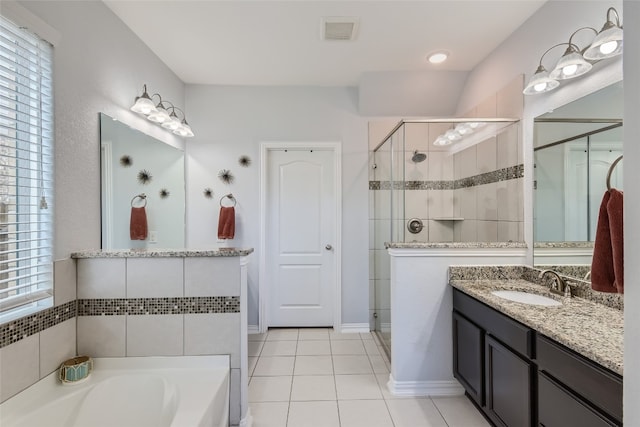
<box><xmin>454</xmin><ymin>123</ymin><xmax>470</xmax><ymax>135</ymax></box>
<box><xmin>174</xmin><ymin>120</ymin><xmax>194</xmax><ymax>137</ymax></box>
<box><xmin>549</xmin><ymin>50</ymin><xmax>592</xmax><ymax>80</ymax></box>
<box><xmin>147</xmin><ymin>105</ymin><xmax>170</xmax><ymax>123</ymax></box>
<box><xmin>583</xmin><ymin>25</ymin><xmax>623</xmax><ymax>60</ymax></box>
<box><xmin>433</xmin><ymin>136</ymin><xmax>450</xmax><ymax>146</ymax></box>
<box><xmin>161</xmin><ymin>113</ymin><xmax>181</xmax><ymax>131</ymax></box>
<box><xmin>445</xmin><ymin>129</ymin><xmax>461</xmax><ymax>141</ymax></box>
<box><xmin>130</xmin><ymin>96</ymin><xmax>157</xmax><ymax>115</ymax></box>
<box><xmin>523</xmin><ymin>66</ymin><xmax>560</xmax><ymax>95</ymax></box>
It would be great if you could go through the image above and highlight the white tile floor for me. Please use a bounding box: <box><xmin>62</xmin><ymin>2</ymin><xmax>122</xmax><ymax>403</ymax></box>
<box><xmin>248</xmin><ymin>328</ymin><xmax>491</xmax><ymax>427</ymax></box>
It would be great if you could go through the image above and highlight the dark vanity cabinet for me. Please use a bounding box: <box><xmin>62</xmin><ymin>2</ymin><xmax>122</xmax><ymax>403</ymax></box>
<box><xmin>453</xmin><ymin>289</ymin><xmax>534</xmax><ymax>427</ymax></box>
<box><xmin>452</xmin><ymin>288</ymin><xmax>622</xmax><ymax>427</ymax></box>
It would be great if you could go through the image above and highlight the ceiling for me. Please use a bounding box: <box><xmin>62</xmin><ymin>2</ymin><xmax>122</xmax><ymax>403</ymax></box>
<box><xmin>104</xmin><ymin>0</ymin><xmax>547</xmax><ymax>87</ymax></box>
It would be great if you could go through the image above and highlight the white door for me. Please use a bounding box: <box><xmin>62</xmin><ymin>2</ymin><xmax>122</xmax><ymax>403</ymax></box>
<box><xmin>266</xmin><ymin>148</ymin><xmax>336</xmax><ymax>327</ymax></box>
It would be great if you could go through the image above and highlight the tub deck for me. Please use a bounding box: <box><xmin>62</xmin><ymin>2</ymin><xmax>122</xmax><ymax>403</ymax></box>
<box><xmin>0</xmin><ymin>356</ymin><xmax>229</xmax><ymax>427</ymax></box>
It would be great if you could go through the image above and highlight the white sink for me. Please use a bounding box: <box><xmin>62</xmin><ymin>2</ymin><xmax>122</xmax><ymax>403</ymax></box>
<box><xmin>491</xmin><ymin>290</ymin><xmax>561</xmax><ymax>307</ymax></box>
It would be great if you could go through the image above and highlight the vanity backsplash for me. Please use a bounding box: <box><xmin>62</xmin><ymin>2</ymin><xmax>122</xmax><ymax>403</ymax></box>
<box><xmin>448</xmin><ymin>265</ymin><xmax>623</xmax><ymax>310</ymax></box>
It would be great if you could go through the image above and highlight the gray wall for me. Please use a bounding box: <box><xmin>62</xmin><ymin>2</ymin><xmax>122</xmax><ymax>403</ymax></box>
<box><xmin>623</xmin><ymin>1</ymin><xmax>639</xmax><ymax>424</ymax></box>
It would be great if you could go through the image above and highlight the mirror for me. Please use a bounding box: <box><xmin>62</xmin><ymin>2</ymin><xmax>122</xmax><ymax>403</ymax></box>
<box><xmin>100</xmin><ymin>113</ymin><xmax>185</xmax><ymax>249</ymax></box>
<box><xmin>533</xmin><ymin>82</ymin><xmax>623</xmax><ymax>281</ymax></box>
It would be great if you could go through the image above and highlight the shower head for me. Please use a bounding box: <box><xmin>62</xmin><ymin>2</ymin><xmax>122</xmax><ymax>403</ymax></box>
<box><xmin>411</xmin><ymin>150</ymin><xmax>427</xmax><ymax>163</ymax></box>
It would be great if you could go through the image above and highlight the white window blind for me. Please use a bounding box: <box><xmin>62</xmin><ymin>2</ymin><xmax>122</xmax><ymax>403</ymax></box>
<box><xmin>0</xmin><ymin>16</ymin><xmax>54</xmax><ymax>316</ymax></box>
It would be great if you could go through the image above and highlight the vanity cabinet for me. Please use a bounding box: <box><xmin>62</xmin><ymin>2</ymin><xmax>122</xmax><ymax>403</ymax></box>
<box><xmin>452</xmin><ymin>288</ymin><xmax>623</xmax><ymax>427</ymax></box>
<box><xmin>453</xmin><ymin>289</ymin><xmax>534</xmax><ymax>427</ymax></box>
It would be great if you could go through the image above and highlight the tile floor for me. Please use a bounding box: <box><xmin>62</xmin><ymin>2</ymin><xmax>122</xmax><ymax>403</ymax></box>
<box><xmin>248</xmin><ymin>328</ymin><xmax>490</xmax><ymax>427</ymax></box>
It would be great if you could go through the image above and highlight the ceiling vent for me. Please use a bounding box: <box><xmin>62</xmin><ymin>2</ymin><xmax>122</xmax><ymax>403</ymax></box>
<box><xmin>322</xmin><ymin>17</ymin><xmax>359</xmax><ymax>41</ymax></box>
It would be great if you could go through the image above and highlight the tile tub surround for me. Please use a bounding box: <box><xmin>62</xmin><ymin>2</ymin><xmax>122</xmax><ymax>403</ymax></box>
<box><xmin>448</xmin><ymin>267</ymin><xmax>623</xmax><ymax>375</ymax></box>
<box><xmin>74</xmin><ymin>254</ymin><xmax>251</xmax><ymax>426</ymax></box>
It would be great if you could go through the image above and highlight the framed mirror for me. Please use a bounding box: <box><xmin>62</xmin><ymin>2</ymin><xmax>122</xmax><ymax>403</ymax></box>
<box><xmin>100</xmin><ymin>113</ymin><xmax>185</xmax><ymax>249</ymax></box>
<box><xmin>533</xmin><ymin>81</ymin><xmax>623</xmax><ymax>281</ymax></box>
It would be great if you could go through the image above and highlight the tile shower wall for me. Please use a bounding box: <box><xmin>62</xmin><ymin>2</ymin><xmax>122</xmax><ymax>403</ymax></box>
<box><xmin>75</xmin><ymin>256</ymin><xmax>244</xmax><ymax>425</ymax></box>
<box><xmin>0</xmin><ymin>259</ymin><xmax>77</xmax><ymax>402</ymax></box>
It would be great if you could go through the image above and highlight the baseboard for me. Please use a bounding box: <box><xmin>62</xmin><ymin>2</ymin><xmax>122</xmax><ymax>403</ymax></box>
<box><xmin>247</xmin><ymin>325</ymin><xmax>260</xmax><ymax>334</ymax></box>
<box><xmin>340</xmin><ymin>323</ymin><xmax>370</xmax><ymax>333</ymax></box>
<box><xmin>239</xmin><ymin>409</ymin><xmax>252</xmax><ymax>427</ymax></box>
<box><xmin>387</xmin><ymin>375</ymin><xmax>465</xmax><ymax>397</ymax></box>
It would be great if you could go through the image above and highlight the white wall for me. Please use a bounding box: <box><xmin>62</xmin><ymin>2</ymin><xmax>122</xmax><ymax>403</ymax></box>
<box><xmin>184</xmin><ymin>85</ymin><xmax>370</xmax><ymax>326</ymax></box>
<box><xmin>623</xmin><ymin>1</ymin><xmax>639</xmax><ymax>424</ymax></box>
<box><xmin>13</xmin><ymin>0</ymin><xmax>185</xmax><ymax>260</ymax></box>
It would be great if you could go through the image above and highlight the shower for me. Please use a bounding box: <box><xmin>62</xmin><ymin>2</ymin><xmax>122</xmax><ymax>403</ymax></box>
<box><xmin>411</xmin><ymin>150</ymin><xmax>427</xmax><ymax>163</ymax></box>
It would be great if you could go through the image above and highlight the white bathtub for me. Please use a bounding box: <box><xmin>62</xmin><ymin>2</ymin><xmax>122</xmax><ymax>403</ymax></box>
<box><xmin>0</xmin><ymin>356</ymin><xmax>229</xmax><ymax>427</ymax></box>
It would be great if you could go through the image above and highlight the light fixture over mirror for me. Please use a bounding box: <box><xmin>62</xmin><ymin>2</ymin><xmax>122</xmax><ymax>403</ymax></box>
<box><xmin>523</xmin><ymin>6</ymin><xmax>623</xmax><ymax>96</ymax></box>
<box><xmin>131</xmin><ymin>84</ymin><xmax>194</xmax><ymax>137</ymax></box>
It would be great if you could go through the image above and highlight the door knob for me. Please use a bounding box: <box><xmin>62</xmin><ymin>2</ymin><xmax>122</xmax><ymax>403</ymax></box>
<box><xmin>325</xmin><ymin>244</ymin><xmax>333</xmax><ymax>250</ymax></box>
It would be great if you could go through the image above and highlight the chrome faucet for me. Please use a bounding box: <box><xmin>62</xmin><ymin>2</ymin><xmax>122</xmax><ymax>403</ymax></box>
<box><xmin>538</xmin><ymin>270</ymin><xmax>571</xmax><ymax>297</ymax></box>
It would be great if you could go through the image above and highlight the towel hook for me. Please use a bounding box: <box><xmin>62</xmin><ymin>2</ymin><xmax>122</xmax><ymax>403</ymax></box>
<box><xmin>131</xmin><ymin>193</ymin><xmax>147</xmax><ymax>207</ymax></box>
<box><xmin>220</xmin><ymin>193</ymin><xmax>237</xmax><ymax>207</ymax></box>
<box><xmin>606</xmin><ymin>155</ymin><xmax>623</xmax><ymax>190</ymax></box>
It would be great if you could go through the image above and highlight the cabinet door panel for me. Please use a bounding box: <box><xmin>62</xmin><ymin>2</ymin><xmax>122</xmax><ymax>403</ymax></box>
<box><xmin>453</xmin><ymin>312</ymin><xmax>483</xmax><ymax>405</ymax></box>
<box><xmin>537</xmin><ymin>335</ymin><xmax>622</xmax><ymax>422</ymax></box>
<box><xmin>538</xmin><ymin>372</ymin><xmax>617</xmax><ymax>427</ymax></box>
<box><xmin>485</xmin><ymin>335</ymin><xmax>532</xmax><ymax>427</ymax></box>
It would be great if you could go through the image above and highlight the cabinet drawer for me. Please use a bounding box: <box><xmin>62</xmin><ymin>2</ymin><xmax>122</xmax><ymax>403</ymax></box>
<box><xmin>538</xmin><ymin>372</ymin><xmax>616</xmax><ymax>427</ymax></box>
<box><xmin>453</xmin><ymin>289</ymin><xmax>533</xmax><ymax>358</ymax></box>
<box><xmin>536</xmin><ymin>335</ymin><xmax>622</xmax><ymax>423</ymax></box>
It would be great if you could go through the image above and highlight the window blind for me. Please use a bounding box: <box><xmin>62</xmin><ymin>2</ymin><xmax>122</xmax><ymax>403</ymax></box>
<box><xmin>0</xmin><ymin>16</ymin><xmax>54</xmax><ymax>316</ymax></box>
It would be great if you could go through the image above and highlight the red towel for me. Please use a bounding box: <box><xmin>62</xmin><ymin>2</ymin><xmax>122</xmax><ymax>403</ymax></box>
<box><xmin>130</xmin><ymin>207</ymin><xmax>148</xmax><ymax>240</ymax></box>
<box><xmin>218</xmin><ymin>206</ymin><xmax>235</xmax><ymax>239</ymax></box>
<box><xmin>591</xmin><ymin>189</ymin><xmax>624</xmax><ymax>293</ymax></box>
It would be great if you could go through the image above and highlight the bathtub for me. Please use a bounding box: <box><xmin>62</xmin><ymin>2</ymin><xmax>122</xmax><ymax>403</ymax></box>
<box><xmin>0</xmin><ymin>355</ymin><xmax>229</xmax><ymax>427</ymax></box>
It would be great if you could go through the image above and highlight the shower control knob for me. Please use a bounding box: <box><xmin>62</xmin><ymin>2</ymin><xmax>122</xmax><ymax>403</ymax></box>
<box><xmin>325</xmin><ymin>244</ymin><xmax>333</xmax><ymax>250</ymax></box>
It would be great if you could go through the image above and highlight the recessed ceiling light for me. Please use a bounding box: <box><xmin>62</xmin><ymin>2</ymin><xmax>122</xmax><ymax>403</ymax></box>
<box><xmin>427</xmin><ymin>51</ymin><xmax>449</xmax><ymax>64</ymax></box>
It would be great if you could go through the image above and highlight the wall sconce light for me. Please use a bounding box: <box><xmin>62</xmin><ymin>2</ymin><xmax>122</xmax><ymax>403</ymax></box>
<box><xmin>131</xmin><ymin>84</ymin><xmax>194</xmax><ymax>137</ymax></box>
<box><xmin>523</xmin><ymin>6</ymin><xmax>622</xmax><ymax>96</ymax></box>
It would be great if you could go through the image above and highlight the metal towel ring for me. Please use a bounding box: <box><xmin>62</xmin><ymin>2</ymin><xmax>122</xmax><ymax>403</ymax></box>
<box><xmin>220</xmin><ymin>193</ymin><xmax>237</xmax><ymax>207</ymax></box>
<box><xmin>131</xmin><ymin>193</ymin><xmax>147</xmax><ymax>207</ymax></box>
<box><xmin>606</xmin><ymin>155</ymin><xmax>623</xmax><ymax>190</ymax></box>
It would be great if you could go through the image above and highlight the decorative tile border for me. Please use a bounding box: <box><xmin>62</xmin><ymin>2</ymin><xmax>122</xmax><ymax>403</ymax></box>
<box><xmin>0</xmin><ymin>301</ymin><xmax>76</xmax><ymax>348</ymax></box>
<box><xmin>0</xmin><ymin>296</ymin><xmax>241</xmax><ymax>349</ymax></box>
<box><xmin>77</xmin><ymin>296</ymin><xmax>240</xmax><ymax>316</ymax></box>
<box><xmin>370</xmin><ymin>164</ymin><xmax>524</xmax><ymax>191</ymax></box>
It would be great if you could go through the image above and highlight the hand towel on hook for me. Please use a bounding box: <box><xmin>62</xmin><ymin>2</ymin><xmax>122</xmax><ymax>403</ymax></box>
<box><xmin>218</xmin><ymin>194</ymin><xmax>236</xmax><ymax>239</ymax></box>
<box><xmin>130</xmin><ymin>194</ymin><xmax>148</xmax><ymax>240</ymax></box>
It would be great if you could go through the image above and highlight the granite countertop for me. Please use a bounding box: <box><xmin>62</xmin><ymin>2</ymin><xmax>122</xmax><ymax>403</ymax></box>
<box><xmin>71</xmin><ymin>248</ymin><xmax>254</xmax><ymax>258</ymax></box>
<box><xmin>386</xmin><ymin>242</ymin><xmax>527</xmax><ymax>249</ymax></box>
<box><xmin>449</xmin><ymin>277</ymin><xmax>623</xmax><ymax>376</ymax></box>
<box><xmin>534</xmin><ymin>241</ymin><xmax>594</xmax><ymax>249</ymax></box>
